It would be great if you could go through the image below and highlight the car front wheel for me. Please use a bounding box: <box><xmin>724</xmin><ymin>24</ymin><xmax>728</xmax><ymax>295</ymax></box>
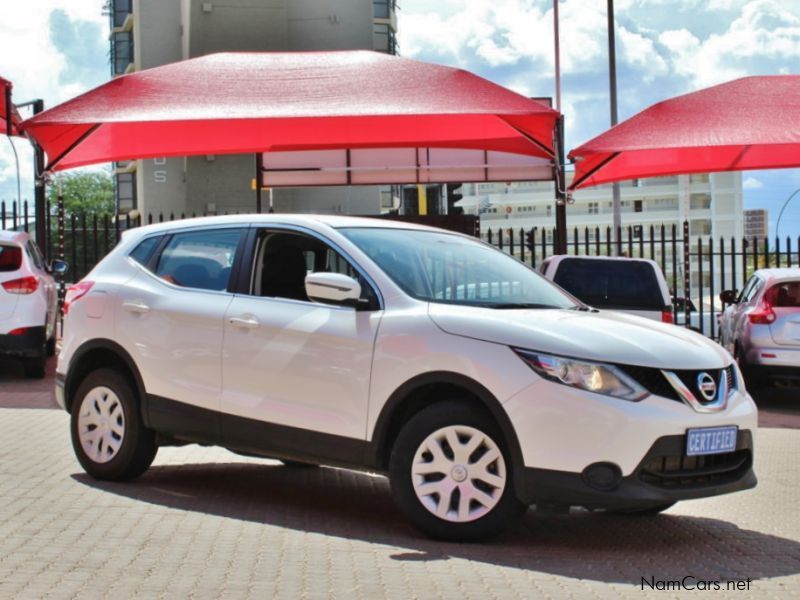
<box><xmin>70</xmin><ymin>368</ymin><xmax>157</xmax><ymax>481</ymax></box>
<box><xmin>389</xmin><ymin>401</ymin><xmax>525</xmax><ymax>541</ymax></box>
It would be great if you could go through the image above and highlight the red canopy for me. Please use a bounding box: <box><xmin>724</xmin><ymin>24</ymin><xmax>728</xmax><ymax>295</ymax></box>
<box><xmin>568</xmin><ymin>76</ymin><xmax>800</xmax><ymax>190</ymax></box>
<box><xmin>1</xmin><ymin>76</ymin><xmax>22</xmax><ymax>136</ymax></box>
<box><xmin>21</xmin><ymin>51</ymin><xmax>559</xmax><ymax>172</ymax></box>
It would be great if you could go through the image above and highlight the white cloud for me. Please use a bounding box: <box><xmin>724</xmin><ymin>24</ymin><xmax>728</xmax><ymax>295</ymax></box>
<box><xmin>0</xmin><ymin>2</ymin><xmax>108</xmax><ymax>204</ymax></box>
<box><xmin>743</xmin><ymin>176</ymin><xmax>764</xmax><ymax>189</ymax></box>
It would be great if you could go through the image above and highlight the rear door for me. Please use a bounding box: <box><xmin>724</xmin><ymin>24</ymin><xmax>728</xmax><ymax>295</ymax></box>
<box><xmin>769</xmin><ymin>280</ymin><xmax>800</xmax><ymax>346</ymax></box>
<box><xmin>115</xmin><ymin>227</ymin><xmax>245</xmax><ymax>433</ymax></box>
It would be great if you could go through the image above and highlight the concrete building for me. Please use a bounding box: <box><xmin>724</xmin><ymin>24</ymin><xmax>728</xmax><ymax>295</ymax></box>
<box><xmin>457</xmin><ymin>172</ymin><xmax>744</xmax><ymax>297</ymax></box>
<box><xmin>107</xmin><ymin>0</ymin><xmax>397</xmax><ymax>217</ymax></box>
<box><xmin>743</xmin><ymin>208</ymin><xmax>768</xmax><ymax>240</ymax></box>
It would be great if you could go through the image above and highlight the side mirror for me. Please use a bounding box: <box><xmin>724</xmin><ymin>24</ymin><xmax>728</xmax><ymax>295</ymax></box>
<box><xmin>305</xmin><ymin>272</ymin><xmax>362</xmax><ymax>307</ymax></box>
<box><xmin>50</xmin><ymin>259</ymin><xmax>69</xmax><ymax>275</ymax></box>
<box><xmin>719</xmin><ymin>289</ymin><xmax>737</xmax><ymax>304</ymax></box>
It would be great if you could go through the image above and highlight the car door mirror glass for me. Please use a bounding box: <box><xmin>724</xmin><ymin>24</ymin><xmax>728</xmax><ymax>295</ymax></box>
<box><xmin>305</xmin><ymin>272</ymin><xmax>362</xmax><ymax>307</ymax></box>
<box><xmin>50</xmin><ymin>259</ymin><xmax>69</xmax><ymax>275</ymax></box>
<box><xmin>719</xmin><ymin>289</ymin><xmax>737</xmax><ymax>304</ymax></box>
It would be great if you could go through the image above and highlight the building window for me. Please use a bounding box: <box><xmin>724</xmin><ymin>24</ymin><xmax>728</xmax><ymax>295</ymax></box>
<box><xmin>690</xmin><ymin>193</ymin><xmax>711</xmax><ymax>210</ymax></box>
<box><xmin>115</xmin><ymin>172</ymin><xmax>137</xmax><ymax>214</ymax></box>
<box><xmin>689</xmin><ymin>173</ymin><xmax>710</xmax><ymax>184</ymax></box>
<box><xmin>373</xmin><ymin>0</ymin><xmax>393</xmax><ymax>19</ymax></box>
<box><xmin>110</xmin><ymin>0</ymin><xmax>132</xmax><ymax>28</ymax></box>
<box><xmin>690</xmin><ymin>219</ymin><xmax>712</xmax><ymax>236</ymax></box>
<box><xmin>373</xmin><ymin>23</ymin><xmax>397</xmax><ymax>54</ymax></box>
<box><xmin>634</xmin><ymin>200</ymin><xmax>643</xmax><ymax>213</ymax></box>
<box><xmin>588</xmin><ymin>202</ymin><xmax>599</xmax><ymax>215</ymax></box>
<box><xmin>546</xmin><ymin>205</ymin><xmax>552</xmax><ymax>217</ymax></box>
<box><xmin>111</xmin><ymin>30</ymin><xmax>133</xmax><ymax>75</ymax></box>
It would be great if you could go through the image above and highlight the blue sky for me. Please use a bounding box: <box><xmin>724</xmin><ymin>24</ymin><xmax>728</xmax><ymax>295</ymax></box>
<box><xmin>1</xmin><ymin>0</ymin><xmax>799</xmax><ymax>238</ymax></box>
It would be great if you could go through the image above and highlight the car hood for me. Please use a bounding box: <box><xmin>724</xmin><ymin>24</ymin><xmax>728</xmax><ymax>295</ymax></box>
<box><xmin>427</xmin><ymin>304</ymin><xmax>730</xmax><ymax>370</ymax></box>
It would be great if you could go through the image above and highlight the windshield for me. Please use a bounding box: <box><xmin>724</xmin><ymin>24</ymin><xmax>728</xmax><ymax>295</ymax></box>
<box><xmin>339</xmin><ymin>228</ymin><xmax>576</xmax><ymax>309</ymax></box>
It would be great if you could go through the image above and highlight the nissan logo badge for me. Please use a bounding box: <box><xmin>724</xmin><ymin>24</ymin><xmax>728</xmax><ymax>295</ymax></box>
<box><xmin>697</xmin><ymin>372</ymin><xmax>717</xmax><ymax>401</ymax></box>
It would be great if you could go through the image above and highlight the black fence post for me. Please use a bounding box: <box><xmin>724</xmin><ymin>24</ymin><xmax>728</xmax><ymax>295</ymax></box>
<box><xmin>683</xmin><ymin>220</ymin><xmax>690</xmax><ymax>327</ymax></box>
<box><xmin>697</xmin><ymin>237</ymin><xmax>704</xmax><ymax>334</ymax></box>
<box><xmin>708</xmin><ymin>237</ymin><xmax>715</xmax><ymax>339</ymax></box>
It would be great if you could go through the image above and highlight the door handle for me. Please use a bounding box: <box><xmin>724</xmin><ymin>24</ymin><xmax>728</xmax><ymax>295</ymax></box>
<box><xmin>122</xmin><ymin>300</ymin><xmax>150</xmax><ymax>314</ymax></box>
<box><xmin>229</xmin><ymin>316</ymin><xmax>259</xmax><ymax>329</ymax></box>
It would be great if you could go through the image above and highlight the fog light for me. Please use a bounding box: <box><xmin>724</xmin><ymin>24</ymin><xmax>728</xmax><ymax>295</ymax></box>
<box><xmin>582</xmin><ymin>462</ymin><xmax>622</xmax><ymax>491</ymax></box>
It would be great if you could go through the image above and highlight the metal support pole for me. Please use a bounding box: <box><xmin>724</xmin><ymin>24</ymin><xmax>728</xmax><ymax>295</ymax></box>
<box><xmin>4</xmin><ymin>84</ymin><xmax>12</xmax><ymax>136</ymax></box>
<box><xmin>554</xmin><ymin>115</ymin><xmax>567</xmax><ymax>254</ymax></box>
<box><xmin>255</xmin><ymin>152</ymin><xmax>263</xmax><ymax>213</ymax></box>
<box><xmin>33</xmin><ymin>99</ymin><xmax>47</xmax><ymax>255</ymax></box>
<box><xmin>607</xmin><ymin>0</ymin><xmax>622</xmax><ymax>254</ymax></box>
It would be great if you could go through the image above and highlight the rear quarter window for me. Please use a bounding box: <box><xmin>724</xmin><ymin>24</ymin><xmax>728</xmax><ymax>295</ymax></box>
<box><xmin>0</xmin><ymin>244</ymin><xmax>22</xmax><ymax>272</ymax></box>
<box><xmin>553</xmin><ymin>258</ymin><xmax>667</xmax><ymax>310</ymax></box>
<box><xmin>773</xmin><ymin>281</ymin><xmax>800</xmax><ymax>307</ymax></box>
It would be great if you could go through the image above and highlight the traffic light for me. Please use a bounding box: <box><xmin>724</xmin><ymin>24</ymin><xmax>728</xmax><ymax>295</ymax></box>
<box><xmin>525</xmin><ymin>228</ymin><xmax>535</xmax><ymax>251</ymax></box>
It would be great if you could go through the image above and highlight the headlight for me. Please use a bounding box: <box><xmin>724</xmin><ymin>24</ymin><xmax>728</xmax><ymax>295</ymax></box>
<box><xmin>513</xmin><ymin>348</ymin><xmax>649</xmax><ymax>401</ymax></box>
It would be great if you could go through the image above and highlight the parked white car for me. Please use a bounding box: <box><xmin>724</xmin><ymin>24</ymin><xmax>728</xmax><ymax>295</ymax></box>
<box><xmin>538</xmin><ymin>255</ymin><xmax>674</xmax><ymax>324</ymax></box>
<box><xmin>0</xmin><ymin>230</ymin><xmax>66</xmax><ymax>378</ymax></box>
<box><xmin>57</xmin><ymin>216</ymin><xmax>757</xmax><ymax>540</ymax></box>
<box><xmin>718</xmin><ymin>268</ymin><xmax>800</xmax><ymax>389</ymax></box>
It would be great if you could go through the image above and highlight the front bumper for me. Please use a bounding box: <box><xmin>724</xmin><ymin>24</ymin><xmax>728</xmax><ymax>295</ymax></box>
<box><xmin>0</xmin><ymin>326</ymin><xmax>45</xmax><ymax>357</ymax></box>
<box><xmin>517</xmin><ymin>430</ymin><xmax>756</xmax><ymax>509</ymax></box>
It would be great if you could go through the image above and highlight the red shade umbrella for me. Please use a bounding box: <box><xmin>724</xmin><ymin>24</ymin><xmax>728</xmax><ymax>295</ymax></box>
<box><xmin>20</xmin><ymin>51</ymin><xmax>559</xmax><ymax>173</ymax></box>
<box><xmin>1</xmin><ymin>76</ymin><xmax>22</xmax><ymax>136</ymax></box>
<box><xmin>568</xmin><ymin>76</ymin><xmax>800</xmax><ymax>190</ymax></box>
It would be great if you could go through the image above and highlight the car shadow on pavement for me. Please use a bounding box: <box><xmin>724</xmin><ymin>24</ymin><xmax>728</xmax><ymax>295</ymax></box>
<box><xmin>73</xmin><ymin>461</ymin><xmax>800</xmax><ymax>585</ymax></box>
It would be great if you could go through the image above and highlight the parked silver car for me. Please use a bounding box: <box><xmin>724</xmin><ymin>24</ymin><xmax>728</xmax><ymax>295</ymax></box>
<box><xmin>718</xmin><ymin>268</ymin><xmax>800</xmax><ymax>388</ymax></box>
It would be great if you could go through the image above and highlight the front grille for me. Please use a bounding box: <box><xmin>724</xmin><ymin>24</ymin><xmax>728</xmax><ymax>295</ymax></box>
<box><xmin>617</xmin><ymin>365</ymin><xmax>679</xmax><ymax>401</ymax></box>
<box><xmin>617</xmin><ymin>365</ymin><xmax>736</xmax><ymax>405</ymax></box>
<box><xmin>639</xmin><ymin>449</ymin><xmax>752</xmax><ymax>489</ymax></box>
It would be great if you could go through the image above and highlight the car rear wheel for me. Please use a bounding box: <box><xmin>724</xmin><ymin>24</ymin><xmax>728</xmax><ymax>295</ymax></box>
<box><xmin>389</xmin><ymin>401</ymin><xmax>525</xmax><ymax>541</ymax></box>
<box><xmin>70</xmin><ymin>368</ymin><xmax>157</xmax><ymax>481</ymax></box>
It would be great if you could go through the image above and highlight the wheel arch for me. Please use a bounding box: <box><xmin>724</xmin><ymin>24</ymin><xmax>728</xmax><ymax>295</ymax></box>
<box><xmin>371</xmin><ymin>371</ymin><xmax>525</xmax><ymax>490</ymax></box>
<box><xmin>64</xmin><ymin>339</ymin><xmax>148</xmax><ymax>421</ymax></box>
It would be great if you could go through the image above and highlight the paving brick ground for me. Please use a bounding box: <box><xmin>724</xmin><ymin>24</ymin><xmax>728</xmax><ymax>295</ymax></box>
<box><xmin>1</xmin><ymin>358</ymin><xmax>799</xmax><ymax>599</ymax></box>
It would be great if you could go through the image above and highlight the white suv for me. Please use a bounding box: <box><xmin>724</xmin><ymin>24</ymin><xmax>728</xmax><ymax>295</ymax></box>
<box><xmin>57</xmin><ymin>216</ymin><xmax>757</xmax><ymax>541</ymax></box>
<box><xmin>1</xmin><ymin>230</ymin><xmax>66</xmax><ymax>377</ymax></box>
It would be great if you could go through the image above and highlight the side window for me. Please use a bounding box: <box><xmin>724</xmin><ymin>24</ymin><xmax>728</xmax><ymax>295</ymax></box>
<box><xmin>26</xmin><ymin>241</ymin><xmax>45</xmax><ymax>271</ymax></box>
<box><xmin>129</xmin><ymin>236</ymin><xmax>161</xmax><ymax>266</ymax></box>
<box><xmin>153</xmin><ymin>228</ymin><xmax>243</xmax><ymax>291</ymax></box>
<box><xmin>744</xmin><ymin>278</ymin><xmax>763</xmax><ymax>303</ymax></box>
<box><xmin>253</xmin><ymin>230</ymin><xmax>377</xmax><ymax>307</ymax></box>
<box><xmin>0</xmin><ymin>244</ymin><xmax>22</xmax><ymax>272</ymax></box>
<box><xmin>736</xmin><ymin>277</ymin><xmax>756</xmax><ymax>304</ymax></box>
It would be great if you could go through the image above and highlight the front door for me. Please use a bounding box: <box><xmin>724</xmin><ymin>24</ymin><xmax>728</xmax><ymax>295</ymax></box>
<box><xmin>221</xmin><ymin>229</ymin><xmax>383</xmax><ymax>447</ymax></box>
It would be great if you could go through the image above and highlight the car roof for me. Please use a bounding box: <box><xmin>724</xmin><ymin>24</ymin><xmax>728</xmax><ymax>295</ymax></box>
<box><xmin>754</xmin><ymin>267</ymin><xmax>800</xmax><ymax>283</ymax></box>
<box><xmin>0</xmin><ymin>229</ymin><xmax>30</xmax><ymax>244</ymax></box>
<box><xmin>120</xmin><ymin>214</ymin><xmax>451</xmax><ymax>241</ymax></box>
<box><xmin>546</xmin><ymin>254</ymin><xmax>661</xmax><ymax>267</ymax></box>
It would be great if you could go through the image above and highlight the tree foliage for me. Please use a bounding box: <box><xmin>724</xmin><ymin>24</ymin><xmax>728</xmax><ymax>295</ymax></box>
<box><xmin>47</xmin><ymin>171</ymin><xmax>114</xmax><ymax>216</ymax></box>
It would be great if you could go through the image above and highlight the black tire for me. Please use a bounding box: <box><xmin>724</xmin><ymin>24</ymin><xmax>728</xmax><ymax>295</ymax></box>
<box><xmin>22</xmin><ymin>355</ymin><xmax>46</xmax><ymax>379</ymax></box>
<box><xmin>70</xmin><ymin>368</ymin><xmax>157</xmax><ymax>481</ymax></box>
<box><xmin>734</xmin><ymin>344</ymin><xmax>762</xmax><ymax>391</ymax></box>
<box><xmin>46</xmin><ymin>335</ymin><xmax>56</xmax><ymax>357</ymax></box>
<box><xmin>389</xmin><ymin>401</ymin><xmax>525</xmax><ymax>542</ymax></box>
<box><xmin>22</xmin><ymin>335</ymin><xmax>47</xmax><ymax>379</ymax></box>
<box><xmin>609</xmin><ymin>502</ymin><xmax>676</xmax><ymax>516</ymax></box>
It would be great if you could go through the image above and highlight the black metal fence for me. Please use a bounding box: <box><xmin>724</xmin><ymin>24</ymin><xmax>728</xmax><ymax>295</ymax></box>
<box><xmin>4</xmin><ymin>198</ymin><xmax>798</xmax><ymax>340</ymax></box>
<box><xmin>483</xmin><ymin>222</ymin><xmax>800</xmax><ymax>339</ymax></box>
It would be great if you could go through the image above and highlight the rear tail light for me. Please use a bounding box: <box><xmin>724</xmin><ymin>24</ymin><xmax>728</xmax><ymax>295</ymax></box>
<box><xmin>8</xmin><ymin>327</ymin><xmax>28</xmax><ymax>336</ymax></box>
<box><xmin>63</xmin><ymin>281</ymin><xmax>94</xmax><ymax>315</ymax></box>
<box><xmin>749</xmin><ymin>286</ymin><xmax>778</xmax><ymax>325</ymax></box>
<box><xmin>2</xmin><ymin>276</ymin><xmax>39</xmax><ymax>294</ymax></box>
<box><xmin>661</xmin><ymin>308</ymin><xmax>674</xmax><ymax>324</ymax></box>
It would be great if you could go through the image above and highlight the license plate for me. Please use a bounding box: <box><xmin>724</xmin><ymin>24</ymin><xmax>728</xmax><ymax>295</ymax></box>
<box><xmin>686</xmin><ymin>426</ymin><xmax>738</xmax><ymax>456</ymax></box>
